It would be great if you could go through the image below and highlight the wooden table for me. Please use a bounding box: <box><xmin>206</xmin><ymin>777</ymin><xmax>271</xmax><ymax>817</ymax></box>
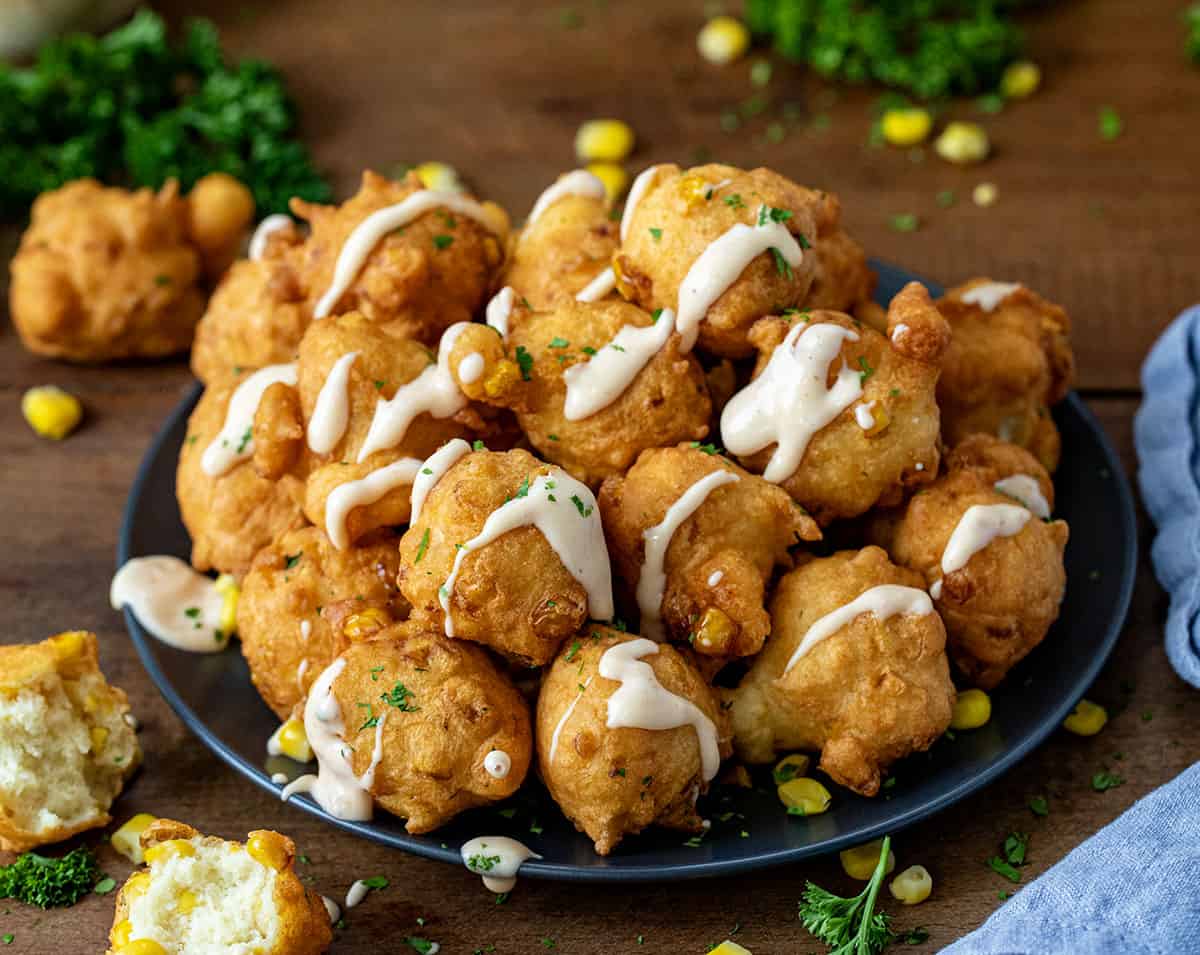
<box><xmin>2</xmin><ymin>0</ymin><xmax>1198</xmax><ymax>950</ymax></box>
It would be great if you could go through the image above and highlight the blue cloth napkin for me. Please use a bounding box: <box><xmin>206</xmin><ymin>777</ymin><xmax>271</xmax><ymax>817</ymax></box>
<box><xmin>1135</xmin><ymin>305</ymin><xmax>1200</xmax><ymax>688</ymax></box>
<box><xmin>939</xmin><ymin>761</ymin><xmax>1200</xmax><ymax>954</ymax></box>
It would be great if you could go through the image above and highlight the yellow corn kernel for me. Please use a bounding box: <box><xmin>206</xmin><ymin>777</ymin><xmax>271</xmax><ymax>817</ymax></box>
<box><xmin>951</xmin><ymin>688</ymin><xmax>992</xmax><ymax>730</ymax></box>
<box><xmin>611</xmin><ymin>256</ymin><xmax>635</xmax><ymax>301</ymax></box>
<box><xmin>246</xmin><ymin>832</ymin><xmax>290</xmax><ymax>871</ymax></box>
<box><xmin>215</xmin><ymin>575</ymin><xmax>239</xmax><ymax>638</ymax></box>
<box><xmin>144</xmin><ymin>839</ymin><xmax>196</xmax><ymax>865</ymax></box>
<box><xmin>112</xmin><ymin>921</ymin><xmax>133</xmax><ymax>947</ymax></box>
<box><xmin>881</xmin><ymin>108</ymin><xmax>933</xmax><ymax>147</ymax></box>
<box><xmin>175</xmin><ymin>888</ymin><xmax>199</xmax><ymax>914</ymax></box>
<box><xmin>270</xmin><ymin>717</ymin><xmax>313</xmax><ymax>763</ymax></box>
<box><xmin>708</xmin><ymin>943</ymin><xmax>753</xmax><ymax>955</ymax></box>
<box><xmin>840</xmin><ymin>839</ymin><xmax>896</xmax><ymax>881</ymax></box>
<box><xmin>972</xmin><ymin>182</ymin><xmax>999</xmax><ymax>207</ymax></box>
<box><xmin>343</xmin><ymin>607</ymin><xmax>391</xmax><ymax>639</ymax></box>
<box><xmin>483</xmin><ymin>359</ymin><xmax>521</xmax><ymax>398</ymax></box>
<box><xmin>90</xmin><ymin>725</ymin><xmax>110</xmax><ymax>752</ymax></box>
<box><xmin>693</xmin><ymin>607</ymin><xmax>735</xmax><ymax>654</ymax></box>
<box><xmin>772</xmin><ymin>753</ymin><xmax>811</xmax><ymax>785</ymax></box>
<box><xmin>1001</xmin><ymin>60</ymin><xmax>1041</xmax><ymax>99</ymax></box>
<box><xmin>862</xmin><ymin>402</ymin><xmax>891</xmax><ymax>438</ymax></box>
<box><xmin>586</xmin><ymin>162</ymin><xmax>628</xmax><ymax>201</ymax></box>
<box><xmin>575</xmin><ymin>119</ymin><xmax>635</xmax><ymax>163</ymax></box>
<box><xmin>677</xmin><ymin>173</ymin><xmax>712</xmax><ymax>210</ymax></box>
<box><xmin>697</xmin><ymin>15</ymin><xmax>750</xmax><ymax>66</ymax></box>
<box><xmin>112</xmin><ymin>814</ymin><xmax>158</xmax><ymax>864</ymax></box>
<box><xmin>117</xmin><ymin>941</ymin><xmax>168</xmax><ymax>955</ymax></box>
<box><xmin>890</xmin><ymin>864</ymin><xmax>933</xmax><ymax>904</ymax></box>
<box><xmin>777</xmin><ymin>777</ymin><xmax>832</xmax><ymax>816</ymax></box>
<box><xmin>124</xmin><ymin>871</ymin><xmax>152</xmax><ymax>900</ymax></box>
<box><xmin>1063</xmin><ymin>698</ymin><xmax>1107</xmax><ymax>736</ymax></box>
<box><xmin>414</xmin><ymin>161</ymin><xmax>462</xmax><ymax>192</ymax></box>
<box><xmin>935</xmin><ymin>121</ymin><xmax>990</xmax><ymax>164</ymax></box>
<box><xmin>22</xmin><ymin>385</ymin><xmax>83</xmax><ymax>440</ymax></box>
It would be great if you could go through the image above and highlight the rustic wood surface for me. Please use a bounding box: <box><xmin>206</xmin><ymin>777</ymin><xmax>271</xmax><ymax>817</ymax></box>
<box><xmin>2</xmin><ymin>0</ymin><xmax>1198</xmax><ymax>951</ymax></box>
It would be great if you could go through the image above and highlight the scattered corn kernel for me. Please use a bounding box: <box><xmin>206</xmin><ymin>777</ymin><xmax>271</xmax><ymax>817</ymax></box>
<box><xmin>117</xmin><ymin>941</ymin><xmax>168</xmax><ymax>955</ymax></box>
<box><xmin>1063</xmin><ymin>698</ymin><xmax>1108</xmax><ymax>736</ymax></box>
<box><xmin>777</xmin><ymin>777</ymin><xmax>832</xmax><ymax>816</ymax></box>
<box><xmin>881</xmin><ymin>108</ymin><xmax>933</xmax><ymax>147</ymax></box>
<box><xmin>1001</xmin><ymin>60</ymin><xmax>1041</xmax><ymax>99</ymax></box>
<box><xmin>90</xmin><ymin>725</ymin><xmax>110</xmax><ymax>752</ymax></box>
<box><xmin>575</xmin><ymin>119</ymin><xmax>635</xmax><ymax>163</ymax></box>
<box><xmin>247</xmin><ymin>832</ymin><xmax>289</xmax><ymax>871</ymax></box>
<box><xmin>586</xmin><ymin>161</ymin><xmax>629</xmax><ymax>200</ymax></box>
<box><xmin>144</xmin><ymin>839</ymin><xmax>196</xmax><ymax>865</ymax></box>
<box><xmin>112</xmin><ymin>921</ymin><xmax>133</xmax><ymax>948</ymax></box>
<box><xmin>697</xmin><ymin>15</ymin><xmax>751</xmax><ymax>65</ymax></box>
<box><xmin>708</xmin><ymin>943</ymin><xmax>753</xmax><ymax>955</ymax></box>
<box><xmin>950</xmin><ymin>688</ymin><xmax>992</xmax><ymax>730</ymax></box>
<box><xmin>48</xmin><ymin>630</ymin><xmax>86</xmax><ymax>659</ymax></box>
<box><xmin>972</xmin><ymin>182</ymin><xmax>999</xmax><ymax>207</ymax></box>
<box><xmin>772</xmin><ymin>753</ymin><xmax>811</xmax><ymax>785</ymax></box>
<box><xmin>215</xmin><ymin>574</ymin><xmax>239</xmax><ymax>638</ymax></box>
<box><xmin>175</xmin><ymin>888</ymin><xmax>199</xmax><ymax>915</ymax></box>
<box><xmin>890</xmin><ymin>864</ymin><xmax>933</xmax><ymax>904</ymax></box>
<box><xmin>935</xmin><ymin>121</ymin><xmax>990</xmax><ymax>164</ymax></box>
<box><xmin>21</xmin><ymin>385</ymin><xmax>82</xmax><ymax>440</ymax></box>
<box><xmin>840</xmin><ymin>839</ymin><xmax>896</xmax><ymax>881</ymax></box>
<box><xmin>343</xmin><ymin>607</ymin><xmax>391</xmax><ymax>639</ymax></box>
<box><xmin>414</xmin><ymin>161</ymin><xmax>462</xmax><ymax>192</ymax></box>
<box><xmin>112</xmin><ymin>813</ymin><xmax>158</xmax><ymax>864</ymax></box>
<box><xmin>270</xmin><ymin>717</ymin><xmax>314</xmax><ymax>763</ymax></box>
<box><xmin>694</xmin><ymin>607</ymin><xmax>735</xmax><ymax>653</ymax></box>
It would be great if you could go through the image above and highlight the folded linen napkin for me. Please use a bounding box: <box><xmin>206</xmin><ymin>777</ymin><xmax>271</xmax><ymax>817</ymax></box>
<box><xmin>939</xmin><ymin>761</ymin><xmax>1200</xmax><ymax>954</ymax></box>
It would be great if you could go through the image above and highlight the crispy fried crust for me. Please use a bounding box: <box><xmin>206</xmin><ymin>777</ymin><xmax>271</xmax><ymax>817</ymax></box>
<box><xmin>504</xmin><ymin>192</ymin><xmax>618</xmax><ymax>307</ymax></box>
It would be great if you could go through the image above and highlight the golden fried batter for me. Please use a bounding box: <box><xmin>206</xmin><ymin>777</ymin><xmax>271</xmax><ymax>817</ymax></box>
<box><xmin>329</xmin><ymin>621</ymin><xmax>532</xmax><ymax>832</ymax></box>
<box><xmin>801</xmin><ymin>191</ymin><xmax>876</xmax><ymax>313</ymax></box>
<box><xmin>727</xmin><ymin>281</ymin><xmax>949</xmax><ymax>524</ymax></box>
<box><xmin>872</xmin><ymin>439</ymin><xmax>1069</xmax><ymax>689</ymax></box>
<box><xmin>499</xmin><ymin>298</ymin><xmax>711</xmax><ymax>485</ymax></box>
<box><xmin>726</xmin><ymin>547</ymin><xmax>954</xmax><ymax>796</ymax></box>
<box><xmin>614</xmin><ymin>163</ymin><xmax>822</xmax><ymax>358</ymax></box>
<box><xmin>290</xmin><ymin>170</ymin><xmax>508</xmax><ymax>344</ymax></box>
<box><xmin>599</xmin><ymin>444</ymin><xmax>819</xmax><ymax>658</ymax></box>
<box><xmin>176</xmin><ymin>373</ymin><xmax>308</xmax><ymax>576</ymax></box>
<box><xmin>398</xmin><ymin>448</ymin><xmax>605</xmax><ymax>666</ymax></box>
<box><xmin>238</xmin><ymin>526</ymin><xmax>407</xmax><ymax>720</ymax></box>
<box><xmin>936</xmin><ymin>279</ymin><xmax>1075</xmax><ymax>472</ymax></box>
<box><xmin>536</xmin><ymin>627</ymin><xmax>731</xmax><ymax>855</ymax></box>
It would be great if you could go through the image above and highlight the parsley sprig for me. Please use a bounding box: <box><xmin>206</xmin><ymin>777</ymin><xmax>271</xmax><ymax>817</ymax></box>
<box><xmin>798</xmin><ymin>835</ymin><xmax>893</xmax><ymax>954</ymax></box>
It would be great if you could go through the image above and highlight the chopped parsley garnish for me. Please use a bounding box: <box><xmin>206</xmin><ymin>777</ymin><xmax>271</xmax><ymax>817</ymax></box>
<box><xmin>581</xmin><ymin>345</ymin><xmax>597</xmax><ymax>356</ymax></box>
<box><xmin>770</xmin><ymin>247</ymin><xmax>793</xmax><ymax>280</ymax></box>
<box><xmin>548</xmin><ymin>434</ymin><xmax>560</xmax><ymax>441</ymax></box>
<box><xmin>889</xmin><ymin>212</ymin><xmax>920</xmax><ymax>233</ymax></box>
<box><xmin>467</xmin><ymin>853</ymin><xmax>502</xmax><ymax>873</ymax></box>
<box><xmin>370</xmin><ymin>665</ymin><xmax>385</xmax><ymax>682</ymax></box>
<box><xmin>473</xmin><ymin>439</ymin><xmax>486</xmax><ymax>451</ymax></box>
<box><xmin>374</xmin><ymin>380</ymin><xmax>386</xmax><ymax>390</ymax></box>
<box><xmin>690</xmin><ymin>441</ymin><xmax>720</xmax><ymax>455</ymax></box>
<box><xmin>154</xmin><ymin>274</ymin><xmax>172</xmax><ymax>286</ymax></box>
<box><xmin>0</xmin><ymin>846</ymin><xmax>100</xmax><ymax>908</ymax></box>
<box><xmin>380</xmin><ymin>681</ymin><xmax>418</xmax><ymax>712</ymax></box>
<box><xmin>610</xmin><ymin>343</ymin><xmax>626</xmax><ymax>352</ymax></box>
<box><xmin>1099</xmin><ymin>105</ymin><xmax>1123</xmax><ymax>142</ymax></box>
<box><xmin>183</xmin><ymin>607</ymin><xmax>200</xmax><ymax>619</ymax></box>
<box><xmin>651</xmin><ymin>308</ymin><xmax>663</xmax><ymax>323</ymax></box>
<box><xmin>759</xmin><ymin>205</ymin><xmax>793</xmax><ymax>226</ymax></box>
<box><xmin>649</xmin><ymin>227</ymin><xmax>663</xmax><ymax>241</ymax></box>
<box><xmin>284</xmin><ymin>552</ymin><xmax>302</xmax><ymax>569</ymax></box>
<box><xmin>515</xmin><ymin>346</ymin><xmax>534</xmax><ymax>380</ymax></box>
<box><xmin>406</xmin><ymin>938</ymin><xmax>437</xmax><ymax>954</ymax></box>
<box><xmin>515</xmin><ymin>477</ymin><xmax>531</xmax><ymax>499</ymax></box>
<box><xmin>93</xmin><ymin>876</ymin><xmax>116</xmax><ymax>895</ymax></box>
<box><xmin>936</xmin><ymin>189</ymin><xmax>957</xmax><ymax>208</ymax></box>
<box><xmin>433</xmin><ymin>234</ymin><xmax>454</xmax><ymax>250</ymax></box>
<box><xmin>724</xmin><ymin>194</ymin><xmax>745</xmax><ymax>209</ymax></box>
<box><xmin>358</xmin><ymin>702</ymin><xmax>379</xmax><ymax>730</ymax></box>
<box><xmin>987</xmin><ymin>856</ymin><xmax>1021</xmax><ymax>883</ymax></box>
<box><xmin>362</xmin><ymin>875</ymin><xmax>389</xmax><ymax>889</ymax></box>
<box><xmin>1028</xmin><ymin>795</ymin><xmax>1049</xmax><ymax>817</ymax></box>
<box><xmin>570</xmin><ymin>494</ymin><xmax>593</xmax><ymax>517</ymax></box>
<box><xmin>858</xmin><ymin>355</ymin><xmax>875</xmax><ymax>383</ymax></box>
<box><xmin>236</xmin><ymin>427</ymin><xmax>253</xmax><ymax>454</ymax></box>
<box><xmin>414</xmin><ymin>528</ymin><xmax>430</xmax><ymax>564</ymax></box>
<box><xmin>548</xmin><ymin>337</ymin><xmax>569</xmax><ymax>349</ymax></box>
<box><xmin>798</xmin><ymin>835</ymin><xmax>893</xmax><ymax>952</ymax></box>
<box><xmin>1092</xmin><ymin>770</ymin><xmax>1124</xmax><ymax>792</ymax></box>
<box><xmin>564</xmin><ymin>641</ymin><xmax>582</xmax><ymax>663</ymax></box>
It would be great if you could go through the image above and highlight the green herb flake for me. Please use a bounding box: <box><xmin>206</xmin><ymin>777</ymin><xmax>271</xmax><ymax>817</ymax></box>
<box><xmin>515</xmin><ymin>346</ymin><xmax>534</xmax><ymax>380</ymax></box>
<box><xmin>564</xmin><ymin>641</ymin><xmax>582</xmax><ymax>662</ymax></box>
<box><xmin>890</xmin><ymin>212</ymin><xmax>920</xmax><ymax>233</ymax></box>
<box><xmin>570</xmin><ymin>494</ymin><xmax>594</xmax><ymax>517</ymax></box>
<box><xmin>414</xmin><ymin>527</ymin><xmax>431</xmax><ymax>564</ymax></box>
<box><xmin>362</xmin><ymin>875</ymin><xmax>389</xmax><ymax>890</ymax></box>
<box><xmin>183</xmin><ymin>606</ymin><xmax>200</xmax><ymax>619</ymax></box>
<box><xmin>284</xmin><ymin>551</ymin><xmax>302</xmax><ymax>569</ymax></box>
<box><xmin>858</xmin><ymin>355</ymin><xmax>875</xmax><ymax>383</ymax></box>
<box><xmin>236</xmin><ymin>427</ymin><xmax>253</xmax><ymax>454</ymax></box>
<box><xmin>936</xmin><ymin>189</ymin><xmax>957</xmax><ymax>208</ymax></box>
<box><xmin>769</xmin><ymin>247</ymin><xmax>793</xmax><ymax>280</ymax></box>
<box><xmin>1099</xmin><ymin>105</ymin><xmax>1123</xmax><ymax>142</ymax></box>
<box><xmin>381</xmin><ymin>681</ymin><xmax>419</xmax><ymax>712</ymax></box>
<box><xmin>405</xmin><ymin>937</ymin><xmax>437</xmax><ymax>954</ymax></box>
<box><xmin>433</xmin><ymin>234</ymin><xmax>454</xmax><ymax>250</ymax></box>
<box><xmin>649</xmin><ymin>227</ymin><xmax>663</xmax><ymax>241</ymax></box>
<box><xmin>93</xmin><ymin>876</ymin><xmax>116</xmax><ymax>895</ymax></box>
<box><xmin>1092</xmin><ymin>770</ymin><xmax>1124</xmax><ymax>792</ymax></box>
<box><xmin>987</xmin><ymin>856</ymin><xmax>1022</xmax><ymax>883</ymax></box>
<box><xmin>473</xmin><ymin>439</ymin><xmax>486</xmax><ymax>451</ymax></box>
<box><xmin>724</xmin><ymin>194</ymin><xmax>745</xmax><ymax>210</ymax></box>
<box><xmin>750</xmin><ymin>59</ymin><xmax>772</xmax><ymax>87</ymax></box>
<box><xmin>1028</xmin><ymin>795</ymin><xmax>1049</xmax><ymax>817</ymax></box>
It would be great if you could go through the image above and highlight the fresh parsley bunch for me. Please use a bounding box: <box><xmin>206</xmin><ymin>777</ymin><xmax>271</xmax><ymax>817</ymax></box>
<box><xmin>0</xmin><ymin>9</ymin><xmax>330</xmax><ymax>219</ymax></box>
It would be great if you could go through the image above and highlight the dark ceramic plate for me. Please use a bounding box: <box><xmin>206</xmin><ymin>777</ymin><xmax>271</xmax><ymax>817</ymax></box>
<box><xmin>118</xmin><ymin>262</ymin><xmax>1137</xmax><ymax>882</ymax></box>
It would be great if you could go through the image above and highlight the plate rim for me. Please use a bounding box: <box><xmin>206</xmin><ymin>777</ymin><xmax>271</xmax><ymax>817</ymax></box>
<box><xmin>118</xmin><ymin>267</ymin><xmax>1139</xmax><ymax>882</ymax></box>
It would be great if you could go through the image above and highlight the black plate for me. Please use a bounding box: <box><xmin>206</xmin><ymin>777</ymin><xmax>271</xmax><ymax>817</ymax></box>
<box><xmin>118</xmin><ymin>262</ymin><xmax>1137</xmax><ymax>882</ymax></box>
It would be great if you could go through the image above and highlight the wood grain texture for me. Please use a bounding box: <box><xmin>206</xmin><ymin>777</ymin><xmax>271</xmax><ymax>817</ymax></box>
<box><xmin>1</xmin><ymin>0</ymin><xmax>1198</xmax><ymax>951</ymax></box>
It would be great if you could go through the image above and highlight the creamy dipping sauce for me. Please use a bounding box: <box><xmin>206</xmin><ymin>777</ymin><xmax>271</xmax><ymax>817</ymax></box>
<box><xmin>783</xmin><ymin>585</ymin><xmax>934</xmax><ymax>673</ymax></box>
<box><xmin>410</xmin><ymin>438</ymin><xmax>472</xmax><ymax>525</ymax></box>
<box><xmin>307</xmin><ymin>352</ymin><xmax>358</xmax><ymax>455</ymax></box>
<box><xmin>486</xmin><ymin>286</ymin><xmax>516</xmax><ymax>338</ymax></box>
<box><xmin>461</xmin><ymin>836</ymin><xmax>542</xmax><ymax>894</ymax></box>
<box><xmin>325</xmin><ymin>457</ymin><xmax>423</xmax><ymax>550</ymax></box>
<box><xmin>562</xmin><ymin>308</ymin><xmax>675</xmax><ymax>420</ymax></box>
<box><xmin>636</xmin><ymin>469</ymin><xmax>739</xmax><ymax>639</ymax></box>
<box><xmin>961</xmin><ymin>281</ymin><xmax>1022</xmax><ymax>312</ymax></box>
<box><xmin>248</xmin><ymin>214</ymin><xmax>293</xmax><ymax>260</ymax></box>
<box><xmin>439</xmin><ymin>470</ymin><xmax>613</xmax><ymax>635</ymax></box>
<box><xmin>931</xmin><ymin>503</ymin><xmax>1031</xmax><ymax>598</ymax></box>
<box><xmin>483</xmin><ymin>750</ymin><xmax>512</xmax><ymax>779</ymax></box>
<box><xmin>599</xmin><ymin>638</ymin><xmax>721</xmax><ymax>781</ymax></box>
<box><xmin>110</xmin><ymin>556</ymin><xmax>228</xmax><ymax>652</ymax></box>
<box><xmin>527</xmin><ymin>169</ymin><xmax>606</xmax><ymax>227</ymax></box>
<box><xmin>575</xmin><ymin>266</ymin><xmax>617</xmax><ymax>303</ymax></box>
<box><xmin>313</xmin><ymin>191</ymin><xmax>500</xmax><ymax>318</ymax></box>
<box><xmin>356</xmin><ymin>323</ymin><xmax>470</xmax><ymax>462</ymax></box>
<box><xmin>721</xmin><ymin>322</ymin><xmax>861</xmax><ymax>483</ymax></box>
<box><xmin>994</xmin><ymin>474</ymin><xmax>1051</xmax><ymax>519</ymax></box>
<box><xmin>201</xmin><ymin>363</ymin><xmax>298</xmax><ymax>477</ymax></box>
<box><xmin>621</xmin><ymin>164</ymin><xmax>665</xmax><ymax>242</ymax></box>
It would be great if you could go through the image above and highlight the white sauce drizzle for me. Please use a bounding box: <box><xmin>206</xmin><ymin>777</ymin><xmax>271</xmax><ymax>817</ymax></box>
<box><xmin>321</xmin><ymin>897</ymin><xmax>340</xmax><ymax>924</ymax></box>
<box><xmin>201</xmin><ymin>363</ymin><xmax>298</xmax><ymax>477</ymax></box>
<box><xmin>461</xmin><ymin>836</ymin><xmax>542</xmax><ymax>894</ymax></box>
<box><xmin>483</xmin><ymin>750</ymin><xmax>512</xmax><ymax>779</ymax></box>
<box><xmin>562</xmin><ymin>308</ymin><xmax>675</xmax><ymax>420</ymax></box>
<box><xmin>707</xmin><ymin>570</ymin><xmax>724</xmax><ymax>587</ymax></box>
<box><xmin>357</xmin><ymin>323</ymin><xmax>470</xmax><ymax>462</ymax></box>
<box><xmin>783</xmin><ymin>585</ymin><xmax>934</xmax><ymax>674</ymax></box>
<box><xmin>961</xmin><ymin>281</ymin><xmax>1022</xmax><ymax>312</ymax></box>
<box><xmin>410</xmin><ymin>438</ymin><xmax>472</xmax><ymax>525</ymax></box>
<box><xmin>620</xmin><ymin>164</ymin><xmax>665</xmax><ymax>242</ymax></box>
<box><xmin>300</xmin><ymin>619</ymin><xmax>312</xmax><ymax>641</ymax></box>
<box><xmin>854</xmin><ymin>400</ymin><xmax>877</xmax><ymax>430</ymax></box>
<box><xmin>575</xmin><ymin>266</ymin><xmax>617</xmax><ymax>303</ymax></box>
<box><xmin>439</xmin><ymin>471</ymin><xmax>613</xmax><ymax>635</ymax></box>
<box><xmin>548</xmin><ymin>676</ymin><xmax>592</xmax><ymax>765</ymax></box>
<box><xmin>248</xmin><ymin>214</ymin><xmax>293</xmax><ymax>260</ymax></box>
<box><xmin>344</xmin><ymin>880</ymin><xmax>372</xmax><ymax>910</ymax></box>
<box><xmin>721</xmin><ymin>322</ymin><xmax>861</xmax><ymax>483</ymax></box>
<box><xmin>891</xmin><ymin>323</ymin><xmax>909</xmax><ymax>342</ymax></box>
<box><xmin>458</xmin><ymin>352</ymin><xmax>485</xmax><ymax>384</ymax></box>
<box><xmin>270</xmin><ymin>772</ymin><xmax>289</xmax><ymax>785</ymax></box>
<box><xmin>930</xmin><ymin>504</ymin><xmax>1032</xmax><ymax>598</ymax></box>
<box><xmin>314</xmin><ymin>191</ymin><xmax>500</xmax><ymax>318</ymax></box>
<box><xmin>307</xmin><ymin>352</ymin><xmax>358</xmax><ymax>455</ymax></box>
<box><xmin>110</xmin><ymin>556</ymin><xmax>228</xmax><ymax>652</ymax></box>
<box><xmin>527</xmin><ymin>170</ymin><xmax>606</xmax><ymax>227</ymax></box>
<box><xmin>674</xmin><ymin>207</ymin><xmax>805</xmax><ymax>352</ymax></box>
<box><xmin>296</xmin><ymin>658</ymin><xmax>310</xmax><ymax>692</ymax></box>
<box><xmin>486</xmin><ymin>286</ymin><xmax>516</xmax><ymax>338</ymax></box>
<box><xmin>325</xmin><ymin>457</ymin><xmax>423</xmax><ymax>550</ymax></box>
<box><xmin>994</xmin><ymin>474</ymin><xmax>1051</xmax><ymax>519</ymax></box>
<box><xmin>636</xmin><ymin>470</ymin><xmax>739</xmax><ymax>640</ymax></box>
<box><xmin>599</xmin><ymin>638</ymin><xmax>721</xmax><ymax>782</ymax></box>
